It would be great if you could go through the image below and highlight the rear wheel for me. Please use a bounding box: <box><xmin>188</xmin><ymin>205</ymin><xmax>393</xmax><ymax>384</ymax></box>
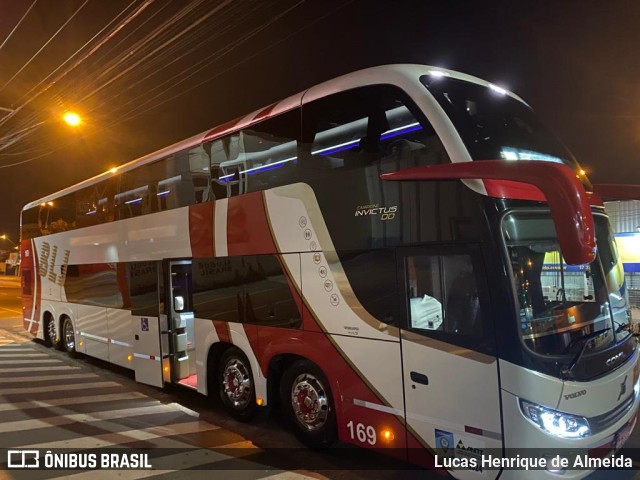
<box><xmin>61</xmin><ymin>317</ymin><xmax>76</xmax><ymax>356</ymax></box>
<box><xmin>217</xmin><ymin>348</ymin><xmax>257</xmax><ymax>421</ymax></box>
<box><xmin>280</xmin><ymin>360</ymin><xmax>337</xmax><ymax>447</ymax></box>
<box><xmin>44</xmin><ymin>316</ymin><xmax>60</xmax><ymax>349</ymax></box>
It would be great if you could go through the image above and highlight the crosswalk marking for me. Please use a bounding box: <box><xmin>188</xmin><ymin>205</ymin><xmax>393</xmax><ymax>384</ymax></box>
<box><xmin>1</xmin><ymin>380</ymin><xmax>121</xmax><ymax>395</ymax></box>
<box><xmin>1</xmin><ymin>359</ymin><xmax>68</xmax><ymax>364</ymax></box>
<box><xmin>0</xmin><ymin>352</ymin><xmax>51</xmax><ymax>357</ymax></box>
<box><xmin>0</xmin><ymin>373</ymin><xmax>97</xmax><ymax>383</ymax></box>
<box><xmin>22</xmin><ymin>420</ymin><xmax>222</xmax><ymax>449</ymax></box>
<box><xmin>0</xmin><ymin>365</ymin><xmax>82</xmax><ymax>373</ymax></box>
<box><xmin>0</xmin><ymin>342</ymin><xmax>322</xmax><ymax>479</ymax></box>
<box><xmin>0</xmin><ymin>392</ymin><xmax>147</xmax><ymax>412</ymax></box>
<box><xmin>0</xmin><ymin>403</ymin><xmax>184</xmax><ymax>433</ymax></box>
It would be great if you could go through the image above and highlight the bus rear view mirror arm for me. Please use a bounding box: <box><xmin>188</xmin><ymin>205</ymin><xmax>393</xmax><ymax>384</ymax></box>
<box><xmin>380</xmin><ymin>160</ymin><xmax>596</xmax><ymax>265</ymax></box>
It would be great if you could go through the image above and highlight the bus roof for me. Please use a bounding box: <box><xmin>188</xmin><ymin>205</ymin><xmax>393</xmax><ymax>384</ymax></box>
<box><xmin>23</xmin><ymin>64</ymin><xmax>524</xmax><ymax>211</ymax></box>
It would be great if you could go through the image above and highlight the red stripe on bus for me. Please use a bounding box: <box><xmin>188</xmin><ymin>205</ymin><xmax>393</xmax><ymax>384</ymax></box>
<box><xmin>252</xmin><ymin>103</ymin><xmax>277</xmax><ymax>122</ymax></box>
<box><xmin>227</xmin><ymin>192</ymin><xmax>277</xmax><ymax>255</ymax></box>
<box><xmin>189</xmin><ymin>202</ymin><xmax>214</xmax><ymax>258</ymax></box>
<box><xmin>213</xmin><ymin>320</ymin><xmax>230</xmax><ymax>343</ymax></box>
<box><xmin>202</xmin><ymin>117</ymin><xmax>243</xmax><ymax>142</ymax></box>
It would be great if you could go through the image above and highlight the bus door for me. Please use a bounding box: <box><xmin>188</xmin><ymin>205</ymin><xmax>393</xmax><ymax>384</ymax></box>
<box><xmin>166</xmin><ymin>260</ymin><xmax>195</xmax><ymax>385</ymax></box>
<box><xmin>398</xmin><ymin>248</ymin><xmax>502</xmax><ymax>477</ymax></box>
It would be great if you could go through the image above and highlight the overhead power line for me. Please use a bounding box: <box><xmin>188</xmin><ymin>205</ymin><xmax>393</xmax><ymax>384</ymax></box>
<box><xmin>0</xmin><ymin>0</ymin><xmax>38</xmax><ymax>52</ymax></box>
<box><xmin>0</xmin><ymin>0</ymin><xmax>90</xmax><ymax>94</ymax></box>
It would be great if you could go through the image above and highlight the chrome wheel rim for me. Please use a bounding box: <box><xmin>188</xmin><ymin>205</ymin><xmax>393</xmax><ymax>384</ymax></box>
<box><xmin>222</xmin><ymin>358</ymin><xmax>252</xmax><ymax>409</ymax></box>
<box><xmin>63</xmin><ymin>320</ymin><xmax>75</xmax><ymax>351</ymax></box>
<box><xmin>290</xmin><ymin>373</ymin><xmax>329</xmax><ymax>431</ymax></box>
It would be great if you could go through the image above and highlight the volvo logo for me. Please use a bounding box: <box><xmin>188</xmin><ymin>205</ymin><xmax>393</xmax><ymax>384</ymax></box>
<box><xmin>564</xmin><ymin>389</ymin><xmax>587</xmax><ymax>400</ymax></box>
<box><xmin>618</xmin><ymin>375</ymin><xmax>628</xmax><ymax>402</ymax></box>
<box><xmin>606</xmin><ymin>352</ymin><xmax>624</xmax><ymax>367</ymax></box>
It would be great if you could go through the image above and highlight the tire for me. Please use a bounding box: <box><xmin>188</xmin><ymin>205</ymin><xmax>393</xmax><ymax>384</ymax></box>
<box><xmin>44</xmin><ymin>316</ymin><xmax>60</xmax><ymax>349</ymax></box>
<box><xmin>280</xmin><ymin>359</ymin><xmax>337</xmax><ymax>447</ymax></box>
<box><xmin>61</xmin><ymin>317</ymin><xmax>77</xmax><ymax>356</ymax></box>
<box><xmin>217</xmin><ymin>348</ymin><xmax>257</xmax><ymax>421</ymax></box>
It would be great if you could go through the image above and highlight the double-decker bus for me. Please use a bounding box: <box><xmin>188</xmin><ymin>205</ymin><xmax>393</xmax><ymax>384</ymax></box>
<box><xmin>21</xmin><ymin>64</ymin><xmax>639</xmax><ymax>478</ymax></box>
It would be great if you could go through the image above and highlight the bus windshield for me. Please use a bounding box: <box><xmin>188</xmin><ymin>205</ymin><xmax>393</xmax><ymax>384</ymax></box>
<box><xmin>420</xmin><ymin>75</ymin><xmax>592</xmax><ymax>189</ymax></box>
<box><xmin>502</xmin><ymin>211</ymin><xmax>631</xmax><ymax>359</ymax></box>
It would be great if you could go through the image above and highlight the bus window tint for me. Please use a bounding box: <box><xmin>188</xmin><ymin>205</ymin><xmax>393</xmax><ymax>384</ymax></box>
<box><xmin>192</xmin><ymin>255</ymin><xmax>300</xmax><ymax>328</ymax></box>
<box><xmin>40</xmin><ymin>195</ymin><xmax>75</xmax><ymax>235</ymax></box>
<box><xmin>244</xmin><ymin>255</ymin><xmax>300</xmax><ymax>328</ymax></box>
<box><xmin>115</xmin><ymin>145</ymin><xmax>213</xmax><ymax>219</ymax></box>
<box><xmin>302</xmin><ymin>85</ymin><xmax>447</xmax><ymax>177</ymax></box>
<box><xmin>209</xmin><ymin>134</ymin><xmax>245</xmax><ymax>197</ymax></box>
<box><xmin>340</xmin><ymin>250</ymin><xmax>399</xmax><ymax>326</ymax></box>
<box><xmin>128</xmin><ymin>262</ymin><xmax>159</xmax><ymax>317</ymax></box>
<box><xmin>192</xmin><ymin>257</ymin><xmax>243</xmax><ymax>322</ymax></box>
<box><xmin>207</xmin><ymin>109</ymin><xmax>300</xmax><ymax>197</ymax></box>
<box><xmin>76</xmin><ymin>179</ymin><xmax>116</xmax><ymax>227</ymax></box>
<box><xmin>64</xmin><ymin>263</ymin><xmax>124</xmax><ymax>308</ymax></box>
<box><xmin>406</xmin><ymin>254</ymin><xmax>482</xmax><ymax>336</ymax></box>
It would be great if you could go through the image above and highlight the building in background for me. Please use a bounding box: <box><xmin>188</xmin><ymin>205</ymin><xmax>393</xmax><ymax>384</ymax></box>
<box><xmin>606</xmin><ymin>200</ymin><xmax>640</xmax><ymax>308</ymax></box>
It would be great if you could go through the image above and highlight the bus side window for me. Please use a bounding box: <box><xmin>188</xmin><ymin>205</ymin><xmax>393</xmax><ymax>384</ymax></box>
<box><xmin>301</xmin><ymin>84</ymin><xmax>445</xmax><ymax>179</ymax></box>
<box><xmin>240</xmin><ymin>108</ymin><xmax>301</xmax><ymax>193</ymax></box>
<box><xmin>208</xmin><ymin>135</ymin><xmax>243</xmax><ymax>198</ymax></box>
<box><xmin>406</xmin><ymin>254</ymin><xmax>482</xmax><ymax>337</ymax></box>
<box><xmin>192</xmin><ymin>257</ymin><xmax>244</xmax><ymax>323</ymax></box>
<box><xmin>243</xmin><ymin>255</ymin><xmax>301</xmax><ymax>328</ymax></box>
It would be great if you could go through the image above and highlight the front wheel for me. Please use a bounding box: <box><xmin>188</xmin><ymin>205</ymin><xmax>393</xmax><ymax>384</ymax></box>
<box><xmin>217</xmin><ymin>348</ymin><xmax>257</xmax><ymax>421</ymax></box>
<box><xmin>61</xmin><ymin>317</ymin><xmax>77</xmax><ymax>356</ymax></box>
<box><xmin>280</xmin><ymin>360</ymin><xmax>337</xmax><ymax>447</ymax></box>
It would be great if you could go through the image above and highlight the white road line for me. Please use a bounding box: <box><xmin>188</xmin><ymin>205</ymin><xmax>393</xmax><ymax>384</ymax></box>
<box><xmin>0</xmin><ymin>392</ymin><xmax>148</xmax><ymax>412</ymax></box>
<box><xmin>23</xmin><ymin>420</ymin><xmax>221</xmax><ymax>449</ymax></box>
<box><xmin>0</xmin><ymin>352</ymin><xmax>50</xmax><ymax>357</ymax></box>
<box><xmin>1</xmin><ymin>380</ymin><xmax>120</xmax><ymax>395</ymax></box>
<box><xmin>0</xmin><ymin>403</ymin><xmax>186</xmax><ymax>433</ymax></box>
<box><xmin>0</xmin><ymin>365</ymin><xmax>82</xmax><ymax>373</ymax></box>
<box><xmin>1</xmin><ymin>359</ymin><xmax>66</xmax><ymax>364</ymax></box>
<box><xmin>0</xmin><ymin>373</ymin><xmax>97</xmax><ymax>383</ymax></box>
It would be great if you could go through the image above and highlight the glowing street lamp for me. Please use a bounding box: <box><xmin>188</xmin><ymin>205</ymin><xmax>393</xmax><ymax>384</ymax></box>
<box><xmin>63</xmin><ymin>112</ymin><xmax>81</xmax><ymax>127</ymax></box>
<box><xmin>0</xmin><ymin>234</ymin><xmax>16</xmax><ymax>246</ymax></box>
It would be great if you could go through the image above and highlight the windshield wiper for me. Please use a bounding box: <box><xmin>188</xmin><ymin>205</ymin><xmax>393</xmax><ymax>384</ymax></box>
<box><xmin>561</xmin><ymin>327</ymin><xmax>611</xmax><ymax>378</ymax></box>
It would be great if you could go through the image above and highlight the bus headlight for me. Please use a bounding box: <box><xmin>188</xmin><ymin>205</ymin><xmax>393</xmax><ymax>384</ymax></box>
<box><xmin>520</xmin><ymin>399</ymin><xmax>590</xmax><ymax>438</ymax></box>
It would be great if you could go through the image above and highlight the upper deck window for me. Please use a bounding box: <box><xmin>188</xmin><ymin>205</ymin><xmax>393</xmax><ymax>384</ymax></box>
<box><xmin>420</xmin><ymin>75</ymin><xmax>590</xmax><ymax>188</ymax></box>
<box><xmin>302</xmin><ymin>84</ymin><xmax>447</xmax><ymax>176</ymax></box>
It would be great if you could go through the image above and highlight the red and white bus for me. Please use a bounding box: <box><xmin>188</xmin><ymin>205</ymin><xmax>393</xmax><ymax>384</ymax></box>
<box><xmin>21</xmin><ymin>64</ymin><xmax>639</xmax><ymax>478</ymax></box>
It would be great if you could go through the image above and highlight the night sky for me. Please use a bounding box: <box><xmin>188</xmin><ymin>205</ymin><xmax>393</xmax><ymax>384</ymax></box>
<box><xmin>0</xmin><ymin>0</ymin><xmax>639</xmax><ymax>243</ymax></box>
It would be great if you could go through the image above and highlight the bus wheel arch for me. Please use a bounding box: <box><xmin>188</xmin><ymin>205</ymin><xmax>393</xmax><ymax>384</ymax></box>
<box><xmin>279</xmin><ymin>358</ymin><xmax>337</xmax><ymax>447</ymax></box>
<box><xmin>209</xmin><ymin>343</ymin><xmax>257</xmax><ymax>421</ymax></box>
<box><xmin>60</xmin><ymin>315</ymin><xmax>77</xmax><ymax>356</ymax></box>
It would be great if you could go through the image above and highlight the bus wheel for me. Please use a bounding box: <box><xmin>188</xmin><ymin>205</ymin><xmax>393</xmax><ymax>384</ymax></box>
<box><xmin>45</xmin><ymin>316</ymin><xmax>60</xmax><ymax>349</ymax></box>
<box><xmin>217</xmin><ymin>348</ymin><xmax>257</xmax><ymax>421</ymax></box>
<box><xmin>62</xmin><ymin>317</ymin><xmax>77</xmax><ymax>356</ymax></box>
<box><xmin>280</xmin><ymin>360</ymin><xmax>337</xmax><ymax>447</ymax></box>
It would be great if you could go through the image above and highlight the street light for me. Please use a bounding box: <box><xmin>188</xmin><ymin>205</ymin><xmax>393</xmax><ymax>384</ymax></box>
<box><xmin>63</xmin><ymin>112</ymin><xmax>81</xmax><ymax>127</ymax></box>
<box><xmin>0</xmin><ymin>234</ymin><xmax>16</xmax><ymax>247</ymax></box>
